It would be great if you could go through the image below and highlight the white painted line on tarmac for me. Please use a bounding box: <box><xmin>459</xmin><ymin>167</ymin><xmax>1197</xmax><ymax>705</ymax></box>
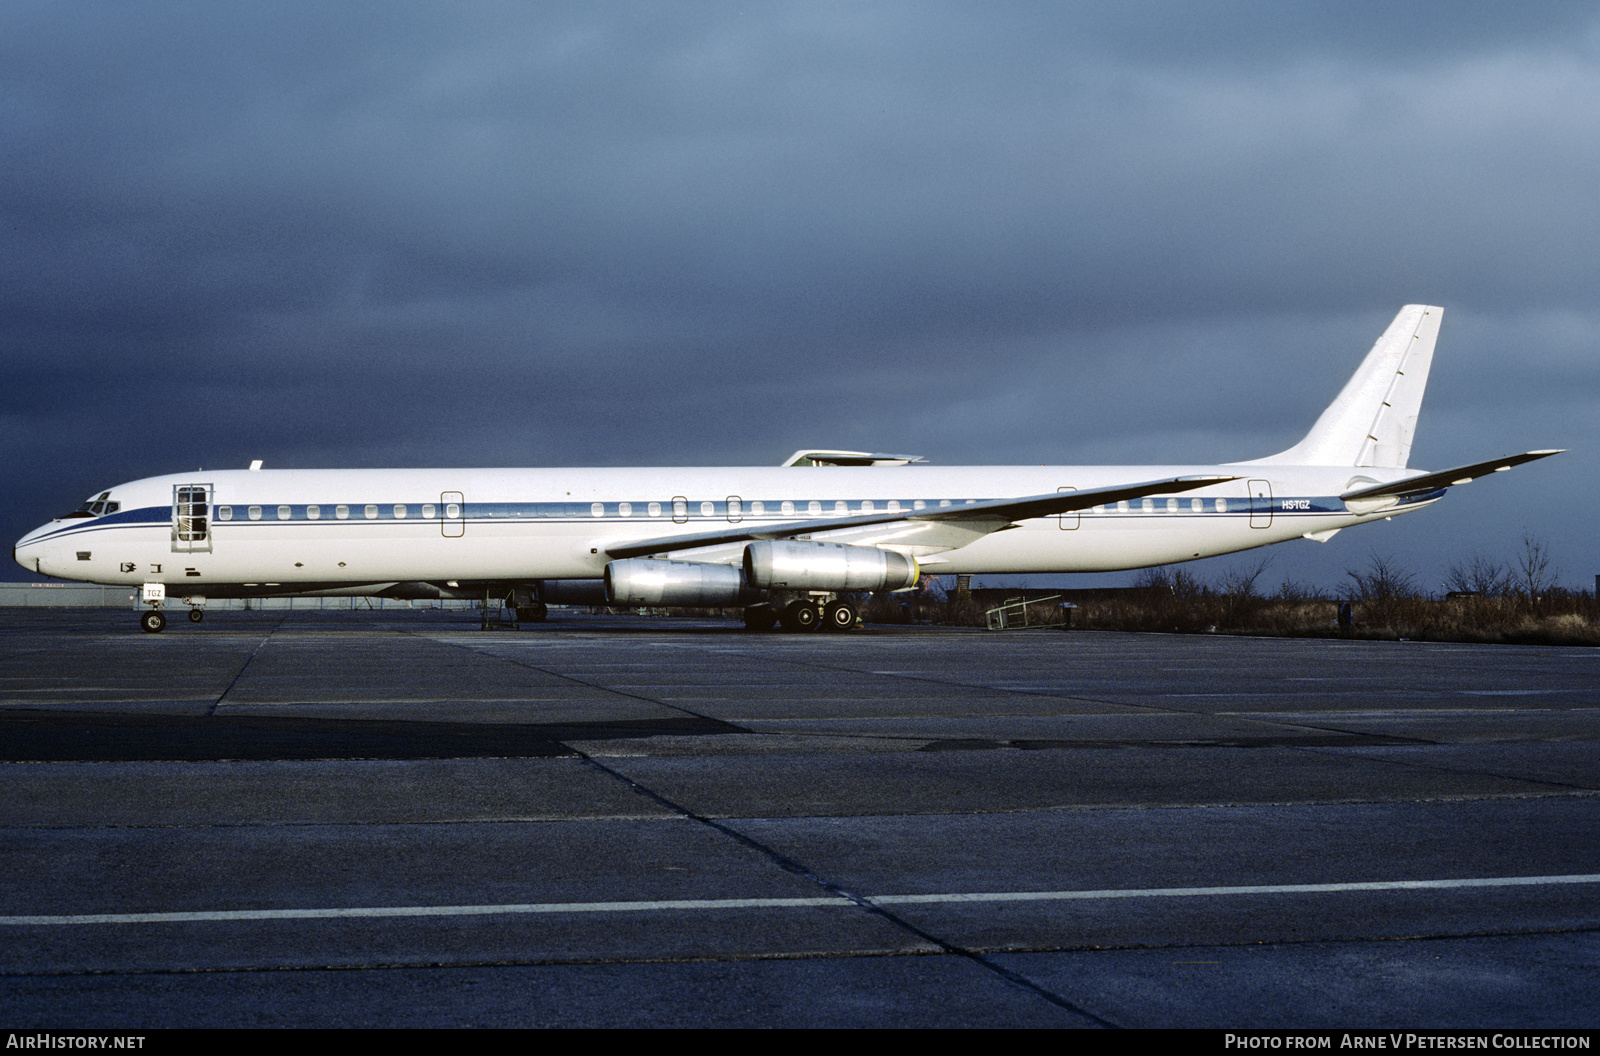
<box><xmin>6</xmin><ymin>874</ymin><xmax>1599</xmax><ymax>926</ymax></box>
<box><xmin>0</xmin><ymin>896</ymin><xmax>845</xmax><ymax>925</ymax></box>
<box><xmin>870</xmin><ymin>873</ymin><xmax>1600</xmax><ymax>904</ymax></box>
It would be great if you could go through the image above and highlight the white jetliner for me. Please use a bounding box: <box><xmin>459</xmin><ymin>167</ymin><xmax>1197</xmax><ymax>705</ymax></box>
<box><xmin>14</xmin><ymin>305</ymin><xmax>1561</xmax><ymax>632</ymax></box>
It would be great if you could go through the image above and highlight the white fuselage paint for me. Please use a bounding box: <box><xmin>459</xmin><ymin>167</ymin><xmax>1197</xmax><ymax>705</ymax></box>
<box><xmin>14</xmin><ymin>462</ymin><xmax>1431</xmax><ymax>593</ymax></box>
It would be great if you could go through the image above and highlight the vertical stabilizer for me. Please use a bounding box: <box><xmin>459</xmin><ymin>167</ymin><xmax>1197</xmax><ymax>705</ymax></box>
<box><xmin>1247</xmin><ymin>305</ymin><xmax>1441</xmax><ymax>468</ymax></box>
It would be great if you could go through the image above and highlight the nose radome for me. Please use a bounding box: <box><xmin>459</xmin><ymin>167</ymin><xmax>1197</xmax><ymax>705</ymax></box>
<box><xmin>14</xmin><ymin>524</ymin><xmax>54</xmax><ymax>575</ymax></box>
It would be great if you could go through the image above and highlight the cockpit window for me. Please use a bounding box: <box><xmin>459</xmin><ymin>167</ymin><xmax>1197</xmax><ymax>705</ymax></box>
<box><xmin>71</xmin><ymin>491</ymin><xmax>120</xmax><ymax>518</ymax></box>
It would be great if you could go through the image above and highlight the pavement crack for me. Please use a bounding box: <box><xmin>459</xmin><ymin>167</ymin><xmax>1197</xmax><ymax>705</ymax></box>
<box><xmin>208</xmin><ymin>615</ymin><xmax>287</xmax><ymax>715</ymax></box>
<box><xmin>572</xmin><ymin>750</ymin><xmax>1120</xmax><ymax>1027</ymax></box>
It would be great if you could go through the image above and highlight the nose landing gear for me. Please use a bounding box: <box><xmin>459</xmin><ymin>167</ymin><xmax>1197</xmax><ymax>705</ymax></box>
<box><xmin>139</xmin><ymin>582</ymin><xmax>167</xmax><ymax>633</ymax></box>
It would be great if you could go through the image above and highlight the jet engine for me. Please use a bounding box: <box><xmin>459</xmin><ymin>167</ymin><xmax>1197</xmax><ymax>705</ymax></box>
<box><xmin>604</xmin><ymin>559</ymin><xmax>762</xmax><ymax>606</ymax></box>
<box><xmin>743</xmin><ymin>540</ymin><xmax>918</xmax><ymax>592</ymax></box>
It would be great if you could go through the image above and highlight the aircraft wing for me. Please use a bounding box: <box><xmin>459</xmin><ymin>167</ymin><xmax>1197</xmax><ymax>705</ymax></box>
<box><xmin>604</xmin><ymin>475</ymin><xmax>1238</xmax><ymax>560</ymax></box>
<box><xmin>1340</xmin><ymin>450</ymin><xmax>1563</xmax><ymax>502</ymax></box>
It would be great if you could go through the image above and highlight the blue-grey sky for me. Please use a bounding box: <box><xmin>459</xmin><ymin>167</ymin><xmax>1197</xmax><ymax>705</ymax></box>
<box><xmin>4</xmin><ymin>2</ymin><xmax>1595</xmax><ymax>592</ymax></box>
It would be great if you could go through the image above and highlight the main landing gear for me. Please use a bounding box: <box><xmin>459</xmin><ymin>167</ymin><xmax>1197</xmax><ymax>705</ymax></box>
<box><xmin>744</xmin><ymin>597</ymin><xmax>860</xmax><ymax>633</ymax></box>
<box><xmin>513</xmin><ymin>601</ymin><xmax>548</xmax><ymax>622</ymax></box>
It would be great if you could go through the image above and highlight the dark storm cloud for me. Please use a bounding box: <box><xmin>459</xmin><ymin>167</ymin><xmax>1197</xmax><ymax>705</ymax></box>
<box><xmin>3</xmin><ymin>2</ymin><xmax>1597</xmax><ymax>589</ymax></box>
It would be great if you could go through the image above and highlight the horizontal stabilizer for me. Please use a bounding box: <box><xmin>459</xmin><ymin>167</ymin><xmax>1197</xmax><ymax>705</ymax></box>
<box><xmin>780</xmin><ymin>450</ymin><xmax>925</xmax><ymax>466</ymax></box>
<box><xmin>1340</xmin><ymin>450</ymin><xmax>1563</xmax><ymax>502</ymax></box>
<box><xmin>606</xmin><ymin>475</ymin><xmax>1237</xmax><ymax>560</ymax></box>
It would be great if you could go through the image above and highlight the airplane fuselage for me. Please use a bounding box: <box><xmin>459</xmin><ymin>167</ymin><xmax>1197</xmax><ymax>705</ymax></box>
<box><xmin>14</xmin><ymin>463</ymin><xmax>1429</xmax><ymax>595</ymax></box>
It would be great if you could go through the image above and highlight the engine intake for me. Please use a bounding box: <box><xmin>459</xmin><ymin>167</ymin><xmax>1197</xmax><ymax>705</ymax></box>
<box><xmin>743</xmin><ymin>540</ymin><xmax>918</xmax><ymax>592</ymax></box>
<box><xmin>604</xmin><ymin>559</ymin><xmax>761</xmax><ymax>606</ymax></box>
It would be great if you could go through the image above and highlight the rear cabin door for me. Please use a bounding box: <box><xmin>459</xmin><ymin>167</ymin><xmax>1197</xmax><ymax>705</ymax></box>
<box><xmin>1248</xmin><ymin>479</ymin><xmax>1273</xmax><ymax>529</ymax></box>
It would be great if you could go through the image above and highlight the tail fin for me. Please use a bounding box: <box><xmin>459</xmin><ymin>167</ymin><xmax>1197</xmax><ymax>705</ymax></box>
<box><xmin>1247</xmin><ymin>304</ymin><xmax>1441</xmax><ymax>468</ymax></box>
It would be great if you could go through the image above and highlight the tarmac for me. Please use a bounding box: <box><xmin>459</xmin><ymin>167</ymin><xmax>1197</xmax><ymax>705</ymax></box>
<box><xmin>1</xmin><ymin>608</ymin><xmax>1597</xmax><ymax>1028</ymax></box>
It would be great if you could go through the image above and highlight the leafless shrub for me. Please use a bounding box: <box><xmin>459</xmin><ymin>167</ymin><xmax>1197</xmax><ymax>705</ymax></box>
<box><xmin>1274</xmin><ymin>579</ymin><xmax>1325</xmax><ymax>604</ymax></box>
<box><xmin>1515</xmin><ymin>533</ymin><xmax>1558</xmax><ymax>609</ymax></box>
<box><xmin>1443</xmin><ymin>554</ymin><xmax>1511</xmax><ymax>598</ymax></box>
<box><xmin>1219</xmin><ymin>556</ymin><xmax>1271</xmax><ymax>596</ymax></box>
<box><xmin>1346</xmin><ymin>553</ymin><xmax>1421</xmax><ymax>603</ymax></box>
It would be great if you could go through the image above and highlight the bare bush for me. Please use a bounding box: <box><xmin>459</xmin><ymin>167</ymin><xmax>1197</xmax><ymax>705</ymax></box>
<box><xmin>1515</xmin><ymin>533</ymin><xmax>1558</xmax><ymax>607</ymax></box>
<box><xmin>1219</xmin><ymin>556</ymin><xmax>1273</xmax><ymax>598</ymax></box>
<box><xmin>1443</xmin><ymin>554</ymin><xmax>1511</xmax><ymax>598</ymax></box>
<box><xmin>1346</xmin><ymin>553</ymin><xmax>1421</xmax><ymax>602</ymax></box>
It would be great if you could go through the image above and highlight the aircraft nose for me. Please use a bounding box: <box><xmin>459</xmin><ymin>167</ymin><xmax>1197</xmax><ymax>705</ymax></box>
<box><xmin>14</xmin><ymin>523</ymin><xmax>53</xmax><ymax>575</ymax></box>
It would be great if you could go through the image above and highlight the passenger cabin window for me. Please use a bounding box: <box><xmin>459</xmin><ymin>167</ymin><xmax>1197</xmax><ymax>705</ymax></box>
<box><xmin>218</xmin><ymin>506</ymin><xmax>233</xmax><ymax>521</ymax></box>
<box><xmin>750</xmin><ymin>500</ymin><xmax>763</xmax><ymax>515</ymax></box>
<box><xmin>591</xmin><ymin>502</ymin><xmax>604</xmax><ymax>518</ymax></box>
<box><xmin>1214</xmin><ymin>498</ymin><xmax>1228</xmax><ymax>513</ymax></box>
<box><xmin>421</xmin><ymin>504</ymin><xmax>435</xmax><ymax>518</ymax></box>
<box><xmin>648</xmin><ymin>501</ymin><xmax>661</xmax><ymax>517</ymax></box>
<box><xmin>833</xmin><ymin>501</ymin><xmax>847</xmax><ymax>514</ymax></box>
<box><xmin>336</xmin><ymin>505</ymin><xmax>349</xmax><ymax>520</ymax></box>
<box><xmin>619</xmin><ymin>502</ymin><xmax>632</xmax><ymax>517</ymax></box>
<box><xmin>278</xmin><ymin>505</ymin><xmax>291</xmax><ymax>520</ymax></box>
<box><xmin>248</xmin><ymin>505</ymin><xmax>262</xmax><ymax>521</ymax></box>
<box><xmin>726</xmin><ymin>496</ymin><xmax>741</xmax><ymax>522</ymax></box>
<box><xmin>860</xmin><ymin>500</ymin><xmax>874</xmax><ymax>513</ymax></box>
<box><xmin>365</xmin><ymin>505</ymin><xmax>378</xmax><ymax>519</ymax></box>
<box><xmin>394</xmin><ymin>505</ymin><xmax>407</xmax><ymax>519</ymax></box>
<box><xmin>672</xmin><ymin>498</ymin><xmax>688</xmax><ymax>523</ymax></box>
<box><xmin>781</xmin><ymin>501</ymin><xmax>794</xmax><ymax>515</ymax></box>
<box><xmin>700</xmin><ymin>500</ymin><xmax>715</xmax><ymax>517</ymax></box>
<box><xmin>808</xmin><ymin>501</ymin><xmax>821</xmax><ymax>514</ymax></box>
<box><xmin>307</xmin><ymin>505</ymin><xmax>320</xmax><ymax>520</ymax></box>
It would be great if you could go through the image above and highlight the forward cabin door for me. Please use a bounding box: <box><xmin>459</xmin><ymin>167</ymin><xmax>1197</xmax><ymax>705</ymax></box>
<box><xmin>441</xmin><ymin>491</ymin><xmax>465</xmax><ymax>537</ymax></box>
<box><xmin>172</xmin><ymin>483</ymin><xmax>212</xmax><ymax>553</ymax></box>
